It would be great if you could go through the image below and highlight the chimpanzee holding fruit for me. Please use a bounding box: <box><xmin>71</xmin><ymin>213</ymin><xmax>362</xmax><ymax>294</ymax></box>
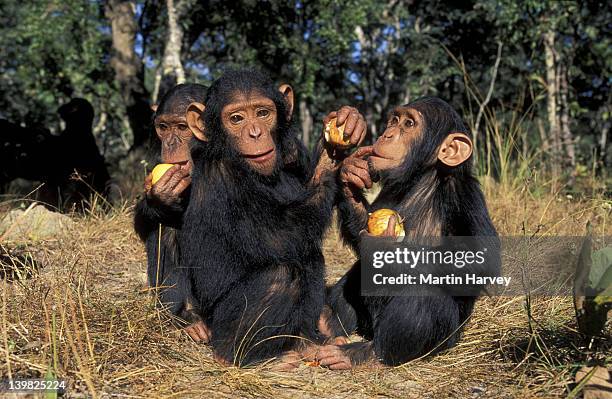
<box><xmin>133</xmin><ymin>83</ymin><xmax>211</xmax><ymax>343</ymax></box>
<box><xmin>181</xmin><ymin>69</ymin><xmax>367</xmax><ymax>368</ymax></box>
<box><xmin>317</xmin><ymin>97</ymin><xmax>498</xmax><ymax>369</ymax></box>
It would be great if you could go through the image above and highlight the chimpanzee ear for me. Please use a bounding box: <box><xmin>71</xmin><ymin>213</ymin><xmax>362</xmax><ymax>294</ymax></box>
<box><xmin>278</xmin><ymin>84</ymin><xmax>294</xmax><ymax>118</ymax></box>
<box><xmin>186</xmin><ymin>102</ymin><xmax>207</xmax><ymax>142</ymax></box>
<box><xmin>151</xmin><ymin>104</ymin><xmax>158</xmax><ymax>112</ymax></box>
<box><xmin>437</xmin><ymin>133</ymin><xmax>473</xmax><ymax>167</ymax></box>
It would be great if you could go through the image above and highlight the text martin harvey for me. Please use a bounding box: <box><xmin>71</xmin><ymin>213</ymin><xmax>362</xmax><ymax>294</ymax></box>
<box><xmin>372</xmin><ymin>273</ymin><xmax>511</xmax><ymax>286</ymax></box>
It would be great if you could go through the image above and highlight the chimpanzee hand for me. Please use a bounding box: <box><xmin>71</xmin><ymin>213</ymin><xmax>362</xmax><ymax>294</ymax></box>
<box><xmin>339</xmin><ymin>146</ymin><xmax>373</xmax><ymax>200</ymax></box>
<box><xmin>323</xmin><ymin>106</ymin><xmax>367</xmax><ymax>158</ymax></box>
<box><xmin>144</xmin><ymin>164</ymin><xmax>191</xmax><ymax>209</ymax></box>
<box><xmin>185</xmin><ymin>319</ymin><xmax>211</xmax><ymax>344</ymax></box>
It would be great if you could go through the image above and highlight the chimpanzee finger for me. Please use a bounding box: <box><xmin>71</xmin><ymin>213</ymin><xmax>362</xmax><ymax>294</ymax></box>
<box><xmin>350</xmin><ymin>157</ymin><xmax>370</xmax><ymax>171</ymax></box>
<box><xmin>195</xmin><ymin>323</ymin><xmax>210</xmax><ymax>343</ymax></box>
<box><xmin>153</xmin><ymin>164</ymin><xmax>181</xmax><ymax>190</ymax></box>
<box><xmin>344</xmin><ymin>172</ymin><xmax>367</xmax><ymax>190</ymax></box>
<box><xmin>322</xmin><ymin>111</ymin><xmax>338</xmax><ymax>127</ymax></box>
<box><xmin>347</xmin><ymin>164</ymin><xmax>372</xmax><ymax>189</ymax></box>
<box><xmin>343</xmin><ymin>111</ymin><xmax>359</xmax><ymax>139</ymax></box>
<box><xmin>165</xmin><ymin>168</ymin><xmax>190</xmax><ymax>191</ymax></box>
<box><xmin>352</xmin><ymin>145</ymin><xmax>374</xmax><ymax>159</ymax></box>
<box><xmin>185</xmin><ymin>326</ymin><xmax>202</xmax><ymax>342</ymax></box>
<box><xmin>336</xmin><ymin>106</ymin><xmax>353</xmax><ymax>125</ymax></box>
<box><xmin>317</xmin><ymin>346</ymin><xmax>352</xmax><ymax>370</ymax></box>
<box><xmin>172</xmin><ymin>177</ymin><xmax>191</xmax><ymax>196</ymax></box>
<box><xmin>144</xmin><ymin>173</ymin><xmax>153</xmax><ymax>192</ymax></box>
<box><xmin>329</xmin><ymin>360</ymin><xmax>352</xmax><ymax>370</ymax></box>
<box><xmin>351</xmin><ymin>118</ymin><xmax>367</xmax><ymax>146</ymax></box>
<box><xmin>383</xmin><ymin>215</ymin><xmax>398</xmax><ymax>237</ymax></box>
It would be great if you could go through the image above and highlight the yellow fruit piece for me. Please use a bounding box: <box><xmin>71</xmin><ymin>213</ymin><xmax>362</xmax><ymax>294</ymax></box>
<box><xmin>151</xmin><ymin>163</ymin><xmax>174</xmax><ymax>185</ymax></box>
<box><xmin>324</xmin><ymin>117</ymin><xmax>351</xmax><ymax>148</ymax></box>
<box><xmin>367</xmin><ymin>209</ymin><xmax>405</xmax><ymax>237</ymax></box>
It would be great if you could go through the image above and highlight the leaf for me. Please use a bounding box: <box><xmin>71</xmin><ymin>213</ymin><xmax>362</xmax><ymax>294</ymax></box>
<box><xmin>588</xmin><ymin>247</ymin><xmax>612</xmax><ymax>290</ymax></box>
<box><xmin>593</xmin><ymin>284</ymin><xmax>612</xmax><ymax>306</ymax></box>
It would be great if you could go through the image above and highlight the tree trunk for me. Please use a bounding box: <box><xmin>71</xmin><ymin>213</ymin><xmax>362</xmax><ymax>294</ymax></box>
<box><xmin>543</xmin><ymin>30</ymin><xmax>561</xmax><ymax>182</ymax></box>
<box><xmin>599</xmin><ymin>104</ymin><xmax>610</xmax><ymax>169</ymax></box>
<box><xmin>299</xmin><ymin>98</ymin><xmax>313</xmax><ymax>149</ymax></box>
<box><xmin>559</xmin><ymin>64</ymin><xmax>575</xmax><ymax>169</ymax></box>
<box><xmin>105</xmin><ymin>0</ymin><xmax>152</xmax><ymax>150</ymax></box>
<box><xmin>152</xmin><ymin>0</ymin><xmax>187</xmax><ymax>103</ymax></box>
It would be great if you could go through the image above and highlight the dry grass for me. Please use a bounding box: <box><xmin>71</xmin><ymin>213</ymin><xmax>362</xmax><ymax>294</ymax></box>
<box><xmin>0</xmin><ymin>182</ymin><xmax>610</xmax><ymax>398</ymax></box>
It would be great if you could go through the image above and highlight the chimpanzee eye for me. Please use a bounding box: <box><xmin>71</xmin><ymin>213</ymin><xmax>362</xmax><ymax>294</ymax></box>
<box><xmin>158</xmin><ymin>123</ymin><xmax>168</xmax><ymax>131</ymax></box>
<box><xmin>230</xmin><ymin>114</ymin><xmax>244</xmax><ymax>124</ymax></box>
<box><xmin>405</xmin><ymin>118</ymin><xmax>415</xmax><ymax>127</ymax></box>
<box><xmin>257</xmin><ymin>109</ymin><xmax>270</xmax><ymax>118</ymax></box>
<box><xmin>178</xmin><ymin>123</ymin><xmax>188</xmax><ymax>131</ymax></box>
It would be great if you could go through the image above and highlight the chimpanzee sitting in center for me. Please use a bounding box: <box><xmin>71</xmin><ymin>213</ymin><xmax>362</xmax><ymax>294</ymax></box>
<box><xmin>182</xmin><ymin>69</ymin><xmax>366</xmax><ymax>368</ymax></box>
<box><xmin>133</xmin><ymin>83</ymin><xmax>210</xmax><ymax>342</ymax></box>
<box><xmin>317</xmin><ymin>97</ymin><xmax>499</xmax><ymax>369</ymax></box>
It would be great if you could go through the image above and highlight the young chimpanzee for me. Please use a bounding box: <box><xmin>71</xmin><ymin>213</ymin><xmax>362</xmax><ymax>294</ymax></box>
<box><xmin>318</xmin><ymin>97</ymin><xmax>498</xmax><ymax>369</ymax></box>
<box><xmin>133</xmin><ymin>83</ymin><xmax>210</xmax><ymax>343</ymax></box>
<box><xmin>182</xmin><ymin>69</ymin><xmax>366</xmax><ymax>368</ymax></box>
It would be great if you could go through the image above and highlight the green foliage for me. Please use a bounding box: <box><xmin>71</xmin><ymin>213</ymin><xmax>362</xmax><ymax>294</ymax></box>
<box><xmin>0</xmin><ymin>0</ymin><xmax>128</xmax><ymax>160</ymax></box>
<box><xmin>0</xmin><ymin>0</ymin><xmax>609</xmax><ymax>178</ymax></box>
<box><xmin>590</xmin><ymin>247</ymin><xmax>612</xmax><ymax>306</ymax></box>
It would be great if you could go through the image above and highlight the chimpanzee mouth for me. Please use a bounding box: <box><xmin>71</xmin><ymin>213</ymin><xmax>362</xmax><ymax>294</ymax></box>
<box><xmin>171</xmin><ymin>160</ymin><xmax>189</xmax><ymax>166</ymax></box>
<box><xmin>243</xmin><ymin>148</ymin><xmax>275</xmax><ymax>163</ymax></box>
<box><xmin>368</xmin><ymin>150</ymin><xmax>388</xmax><ymax>161</ymax></box>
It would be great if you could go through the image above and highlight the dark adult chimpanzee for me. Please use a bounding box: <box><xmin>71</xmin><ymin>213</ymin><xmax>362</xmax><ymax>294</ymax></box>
<box><xmin>317</xmin><ymin>97</ymin><xmax>499</xmax><ymax>369</ymax></box>
<box><xmin>0</xmin><ymin>98</ymin><xmax>109</xmax><ymax>209</ymax></box>
<box><xmin>56</xmin><ymin>98</ymin><xmax>110</xmax><ymax>207</ymax></box>
<box><xmin>133</xmin><ymin>83</ymin><xmax>210</xmax><ymax>343</ymax></box>
<box><xmin>182</xmin><ymin>69</ymin><xmax>366</xmax><ymax>368</ymax></box>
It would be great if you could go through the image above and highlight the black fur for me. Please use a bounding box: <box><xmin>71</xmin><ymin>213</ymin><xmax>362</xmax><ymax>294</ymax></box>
<box><xmin>179</xmin><ymin>69</ymin><xmax>337</xmax><ymax>366</ymax></box>
<box><xmin>133</xmin><ymin>83</ymin><xmax>207</xmax><ymax>323</ymax></box>
<box><xmin>327</xmin><ymin>97</ymin><xmax>499</xmax><ymax>366</ymax></box>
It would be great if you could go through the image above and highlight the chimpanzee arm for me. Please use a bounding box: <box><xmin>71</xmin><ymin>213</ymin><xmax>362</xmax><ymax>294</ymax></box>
<box><xmin>133</xmin><ymin>195</ymin><xmax>185</xmax><ymax>241</ymax></box>
<box><xmin>144</xmin><ymin>223</ymin><xmax>206</xmax><ymax>338</ymax></box>
<box><xmin>337</xmin><ymin>188</ymin><xmax>369</xmax><ymax>253</ymax></box>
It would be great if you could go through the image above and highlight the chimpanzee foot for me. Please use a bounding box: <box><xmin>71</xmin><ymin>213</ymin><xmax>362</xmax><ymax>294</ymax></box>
<box><xmin>316</xmin><ymin>344</ymin><xmax>353</xmax><ymax>370</ymax></box>
<box><xmin>267</xmin><ymin>351</ymin><xmax>303</xmax><ymax>371</ymax></box>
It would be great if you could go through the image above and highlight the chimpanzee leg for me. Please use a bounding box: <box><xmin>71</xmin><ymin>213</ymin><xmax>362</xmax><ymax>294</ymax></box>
<box><xmin>146</xmin><ymin>230</ymin><xmax>200</xmax><ymax>324</ymax></box>
<box><xmin>210</xmin><ymin>266</ymin><xmax>324</xmax><ymax>367</ymax></box>
<box><xmin>319</xmin><ymin>294</ymin><xmax>468</xmax><ymax>369</ymax></box>
<box><xmin>324</xmin><ymin>263</ymin><xmax>366</xmax><ymax>338</ymax></box>
<box><xmin>371</xmin><ymin>295</ymin><xmax>464</xmax><ymax>366</ymax></box>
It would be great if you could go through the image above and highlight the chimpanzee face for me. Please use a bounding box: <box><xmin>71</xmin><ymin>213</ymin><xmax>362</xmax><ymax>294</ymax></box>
<box><xmin>154</xmin><ymin>113</ymin><xmax>193</xmax><ymax>172</ymax></box>
<box><xmin>221</xmin><ymin>91</ymin><xmax>279</xmax><ymax>176</ymax></box>
<box><xmin>370</xmin><ymin>101</ymin><xmax>473</xmax><ymax>174</ymax></box>
<box><xmin>369</xmin><ymin>106</ymin><xmax>423</xmax><ymax>172</ymax></box>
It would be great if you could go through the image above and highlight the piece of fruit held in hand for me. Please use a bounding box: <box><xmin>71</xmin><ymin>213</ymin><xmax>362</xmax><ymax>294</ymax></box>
<box><xmin>367</xmin><ymin>209</ymin><xmax>405</xmax><ymax>237</ymax></box>
<box><xmin>151</xmin><ymin>163</ymin><xmax>174</xmax><ymax>185</ymax></box>
<box><xmin>324</xmin><ymin>118</ymin><xmax>351</xmax><ymax>148</ymax></box>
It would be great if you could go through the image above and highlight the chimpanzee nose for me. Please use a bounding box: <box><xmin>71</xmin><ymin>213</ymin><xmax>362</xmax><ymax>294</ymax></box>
<box><xmin>248</xmin><ymin>124</ymin><xmax>262</xmax><ymax>139</ymax></box>
<box><xmin>382</xmin><ymin>128</ymin><xmax>396</xmax><ymax>139</ymax></box>
<box><xmin>165</xmin><ymin>135</ymin><xmax>179</xmax><ymax>149</ymax></box>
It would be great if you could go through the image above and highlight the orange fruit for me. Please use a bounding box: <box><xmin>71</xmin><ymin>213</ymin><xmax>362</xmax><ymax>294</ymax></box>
<box><xmin>151</xmin><ymin>163</ymin><xmax>174</xmax><ymax>185</ymax></box>
<box><xmin>324</xmin><ymin>118</ymin><xmax>351</xmax><ymax>148</ymax></box>
<box><xmin>367</xmin><ymin>209</ymin><xmax>405</xmax><ymax>237</ymax></box>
